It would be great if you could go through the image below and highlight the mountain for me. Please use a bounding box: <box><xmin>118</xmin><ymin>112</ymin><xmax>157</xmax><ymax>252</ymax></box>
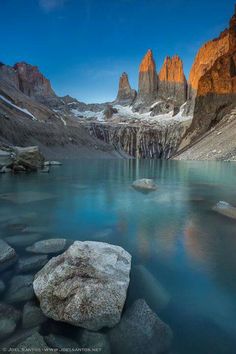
<box><xmin>177</xmin><ymin>7</ymin><xmax>236</xmax><ymax>157</ymax></box>
<box><xmin>136</xmin><ymin>49</ymin><xmax>158</xmax><ymax>106</ymax></box>
<box><xmin>158</xmin><ymin>56</ymin><xmax>187</xmax><ymax>105</ymax></box>
<box><xmin>1</xmin><ymin>5</ymin><xmax>235</xmax><ymax>161</ymax></box>
<box><xmin>116</xmin><ymin>72</ymin><xmax>136</xmax><ymax>105</ymax></box>
<box><xmin>0</xmin><ymin>62</ymin><xmax>121</xmax><ymax>159</ymax></box>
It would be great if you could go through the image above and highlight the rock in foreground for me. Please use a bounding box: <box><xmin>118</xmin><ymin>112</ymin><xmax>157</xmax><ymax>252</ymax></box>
<box><xmin>132</xmin><ymin>179</ymin><xmax>157</xmax><ymax>192</ymax></box>
<box><xmin>109</xmin><ymin>299</ymin><xmax>172</xmax><ymax>354</ymax></box>
<box><xmin>33</xmin><ymin>241</ymin><xmax>131</xmax><ymax>331</ymax></box>
<box><xmin>213</xmin><ymin>201</ymin><xmax>236</xmax><ymax>220</ymax></box>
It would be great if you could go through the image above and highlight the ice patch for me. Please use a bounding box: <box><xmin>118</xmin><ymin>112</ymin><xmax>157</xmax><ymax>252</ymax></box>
<box><xmin>0</xmin><ymin>95</ymin><xmax>37</xmax><ymax>120</ymax></box>
<box><xmin>71</xmin><ymin>108</ymin><xmax>105</xmax><ymax>122</ymax></box>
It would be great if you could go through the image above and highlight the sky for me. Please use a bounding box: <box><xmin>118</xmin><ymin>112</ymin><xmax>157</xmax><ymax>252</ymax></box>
<box><xmin>0</xmin><ymin>0</ymin><xmax>235</xmax><ymax>103</ymax></box>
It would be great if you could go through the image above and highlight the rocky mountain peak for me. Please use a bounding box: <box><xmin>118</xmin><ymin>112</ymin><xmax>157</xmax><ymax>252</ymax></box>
<box><xmin>13</xmin><ymin>62</ymin><xmax>56</xmax><ymax>100</ymax></box>
<box><xmin>158</xmin><ymin>55</ymin><xmax>187</xmax><ymax>104</ymax></box>
<box><xmin>116</xmin><ymin>72</ymin><xmax>136</xmax><ymax>103</ymax></box>
<box><xmin>159</xmin><ymin>55</ymin><xmax>186</xmax><ymax>83</ymax></box>
<box><xmin>139</xmin><ymin>49</ymin><xmax>156</xmax><ymax>73</ymax></box>
<box><xmin>138</xmin><ymin>49</ymin><xmax>158</xmax><ymax>100</ymax></box>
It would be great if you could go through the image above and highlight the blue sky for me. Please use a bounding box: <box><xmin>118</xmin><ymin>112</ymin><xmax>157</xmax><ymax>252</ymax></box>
<box><xmin>0</xmin><ymin>0</ymin><xmax>235</xmax><ymax>103</ymax></box>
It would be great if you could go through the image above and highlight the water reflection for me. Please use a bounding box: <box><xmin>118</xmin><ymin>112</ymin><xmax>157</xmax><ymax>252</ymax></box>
<box><xmin>1</xmin><ymin>159</ymin><xmax>236</xmax><ymax>354</ymax></box>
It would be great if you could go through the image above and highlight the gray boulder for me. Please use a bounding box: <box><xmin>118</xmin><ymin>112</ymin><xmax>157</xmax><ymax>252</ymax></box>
<box><xmin>34</xmin><ymin>241</ymin><xmax>131</xmax><ymax>330</ymax></box>
<box><xmin>109</xmin><ymin>299</ymin><xmax>172</xmax><ymax>354</ymax></box>
<box><xmin>13</xmin><ymin>146</ymin><xmax>44</xmax><ymax>172</ymax></box>
<box><xmin>26</xmin><ymin>238</ymin><xmax>69</xmax><ymax>254</ymax></box>
<box><xmin>5</xmin><ymin>275</ymin><xmax>35</xmax><ymax>303</ymax></box>
<box><xmin>132</xmin><ymin>179</ymin><xmax>157</xmax><ymax>192</ymax></box>
<box><xmin>0</xmin><ymin>239</ymin><xmax>17</xmax><ymax>272</ymax></box>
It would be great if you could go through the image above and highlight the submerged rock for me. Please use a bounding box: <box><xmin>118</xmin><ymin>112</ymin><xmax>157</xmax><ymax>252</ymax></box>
<box><xmin>33</xmin><ymin>241</ymin><xmax>131</xmax><ymax>330</ymax></box>
<box><xmin>132</xmin><ymin>178</ymin><xmax>157</xmax><ymax>192</ymax></box>
<box><xmin>130</xmin><ymin>265</ymin><xmax>170</xmax><ymax>312</ymax></box>
<box><xmin>213</xmin><ymin>201</ymin><xmax>236</xmax><ymax>220</ymax></box>
<box><xmin>4</xmin><ymin>233</ymin><xmax>43</xmax><ymax>248</ymax></box>
<box><xmin>45</xmin><ymin>334</ymin><xmax>79</xmax><ymax>353</ymax></box>
<box><xmin>79</xmin><ymin>330</ymin><xmax>111</xmax><ymax>354</ymax></box>
<box><xmin>0</xmin><ymin>318</ymin><xmax>16</xmax><ymax>340</ymax></box>
<box><xmin>0</xmin><ymin>302</ymin><xmax>21</xmax><ymax>323</ymax></box>
<box><xmin>0</xmin><ymin>303</ymin><xmax>21</xmax><ymax>340</ymax></box>
<box><xmin>22</xmin><ymin>302</ymin><xmax>47</xmax><ymax>329</ymax></box>
<box><xmin>16</xmin><ymin>332</ymin><xmax>50</xmax><ymax>352</ymax></box>
<box><xmin>5</xmin><ymin>275</ymin><xmax>35</xmax><ymax>303</ymax></box>
<box><xmin>26</xmin><ymin>238</ymin><xmax>69</xmax><ymax>254</ymax></box>
<box><xmin>0</xmin><ymin>280</ymin><xmax>6</xmax><ymax>294</ymax></box>
<box><xmin>0</xmin><ymin>239</ymin><xmax>17</xmax><ymax>272</ymax></box>
<box><xmin>109</xmin><ymin>299</ymin><xmax>172</xmax><ymax>354</ymax></box>
<box><xmin>16</xmin><ymin>255</ymin><xmax>48</xmax><ymax>274</ymax></box>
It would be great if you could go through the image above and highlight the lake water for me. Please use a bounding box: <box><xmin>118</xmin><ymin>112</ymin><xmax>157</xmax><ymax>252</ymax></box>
<box><xmin>1</xmin><ymin>159</ymin><xmax>236</xmax><ymax>354</ymax></box>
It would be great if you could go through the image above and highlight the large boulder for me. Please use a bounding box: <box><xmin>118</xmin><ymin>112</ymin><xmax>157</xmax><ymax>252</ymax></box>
<box><xmin>109</xmin><ymin>299</ymin><xmax>173</xmax><ymax>354</ymax></box>
<box><xmin>13</xmin><ymin>146</ymin><xmax>44</xmax><ymax>171</ymax></box>
<box><xmin>33</xmin><ymin>241</ymin><xmax>131</xmax><ymax>331</ymax></box>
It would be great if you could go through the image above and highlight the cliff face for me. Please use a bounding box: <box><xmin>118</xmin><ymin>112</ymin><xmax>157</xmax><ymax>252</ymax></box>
<box><xmin>158</xmin><ymin>55</ymin><xmax>187</xmax><ymax>104</ymax></box>
<box><xmin>87</xmin><ymin>121</ymin><xmax>187</xmax><ymax>159</ymax></box>
<box><xmin>137</xmin><ymin>49</ymin><xmax>158</xmax><ymax>101</ymax></box>
<box><xmin>14</xmin><ymin>62</ymin><xmax>56</xmax><ymax>102</ymax></box>
<box><xmin>182</xmin><ymin>9</ymin><xmax>236</xmax><ymax>144</ymax></box>
<box><xmin>116</xmin><ymin>72</ymin><xmax>136</xmax><ymax>104</ymax></box>
<box><xmin>188</xmin><ymin>31</ymin><xmax>230</xmax><ymax>97</ymax></box>
<box><xmin>0</xmin><ymin>62</ymin><xmax>56</xmax><ymax>104</ymax></box>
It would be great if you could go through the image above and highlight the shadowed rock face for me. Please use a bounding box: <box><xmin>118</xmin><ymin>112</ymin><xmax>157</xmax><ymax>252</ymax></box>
<box><xmin>116</xmin><ymin>72</ymin><xmax>136</xmax><ymax>104</ymax></box>
<box><xmin>138</xmin><ymin>50</ymin><xmax>158</xmax><ymax>101</ymax></box>
<box><xmin>158</xmin><ymin>56</ymin><xmax>187</xmax><ymax>105</ymax></box>
<box><xmin>87</xmin><ymin>120</ymin><xmax>187</xmax><ymax>159</ymax></box>
<box><xmin>14</xmin><ymin>62</ymin><xmax>56</xmax><ymax>102</ymax></box>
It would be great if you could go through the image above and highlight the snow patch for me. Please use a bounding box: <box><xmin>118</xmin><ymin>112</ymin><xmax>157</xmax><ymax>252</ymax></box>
<box><xmin>71</xmin><ymin>108</ymin><xmax>105</xmax><ymax>122</ymax></box>
<box><xmin>0</xmin><ymin>95</ymin><xmax>37</xmax><ymax>120</ymax></box>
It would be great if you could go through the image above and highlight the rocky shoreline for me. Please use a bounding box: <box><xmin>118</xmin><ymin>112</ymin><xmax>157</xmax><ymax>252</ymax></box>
<box><xmin>0</xmin><ymin>230</ymin><xmax>173</xmax><ymax>353</ymax></box>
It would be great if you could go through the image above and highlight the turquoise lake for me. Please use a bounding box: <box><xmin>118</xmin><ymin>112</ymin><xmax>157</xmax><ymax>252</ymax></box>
<box><xmin>1</xmin><ymin>159</ymin><xmax>236</xmax><ymax>354</ymax></box>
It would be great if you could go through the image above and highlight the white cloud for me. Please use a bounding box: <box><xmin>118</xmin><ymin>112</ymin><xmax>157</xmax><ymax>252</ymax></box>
<box><xmin>39</xmin><ymin>0</ymin><xmax>68</xmax><ymax>12</ymax></box>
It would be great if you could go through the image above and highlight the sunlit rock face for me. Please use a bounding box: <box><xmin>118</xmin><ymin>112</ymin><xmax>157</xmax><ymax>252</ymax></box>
<box><xmin>180</xmin><ymin>7</ymin><xmax>236</xmax><ymax>147</ymax></box>
<box><xmin>158</xmin><ymin>56</ymin><xmax>187</xmax><ymax>105</ymax></box>
<box><xmin>116</xmin><ymin>72</ymin><xmax>136</xmax><ymax>104</ymax></box>
<box><xmin>137</xmin><ymin>49</ymin><xmax>158</xmax><ymax>101</ymax></box>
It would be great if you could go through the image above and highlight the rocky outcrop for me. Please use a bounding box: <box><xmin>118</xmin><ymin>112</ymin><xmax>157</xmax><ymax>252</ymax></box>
<box><xmin>116</xmin><ymin>72</ymin><xmax>136</xmax><ymax>104</ymax></box>
<box><xmin>15</xmin><ymin>62</ymin><xmax>56</xmax><ymax>103</ymax></box>
<box><xmin>87</xmin><ymin>120</ymin><xmax>188</xmax><ymax>159</ymax></box>
<box><xmin>33</xmin><ymin>241</ymin><xmax>131</xmax><ymax>331</ymax></box>
<box><xmin>137</xmin><ymin>50</ymin><xmax>158</xmax><ymax>103</ymax></box>
<box><xmin>158</xmin><ymin>56</ymin><xmax>187</xmax><ymax>104</ymax></box>
<box><xmin>0</xmin><ymin>62</ymin><xmax>56</xmax><ymax>104</ymax></box>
